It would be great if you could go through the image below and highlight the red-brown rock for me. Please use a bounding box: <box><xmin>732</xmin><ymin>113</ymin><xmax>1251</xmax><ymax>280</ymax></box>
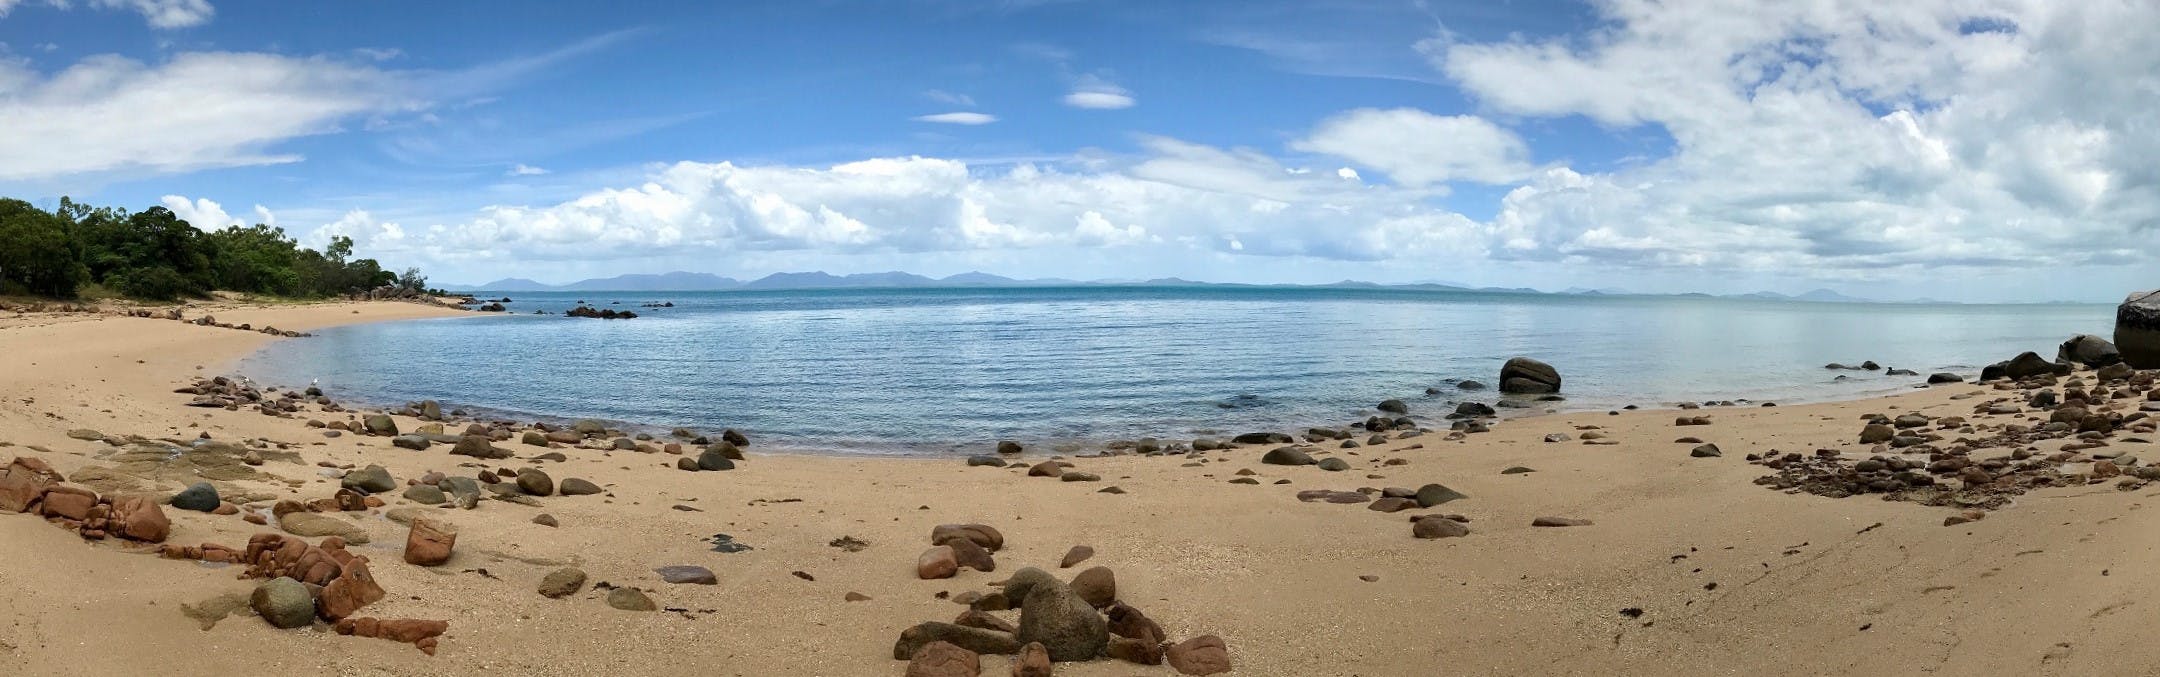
<box><xmin>918</xmin><ymin>545</ymin><xmax>959</xmax><ymax>580</ymax></box>
<box><xmin>104</xmin><ymin>495</ymin><xmax>170</xmax><ymax>543</ymax></box>
<box><xmin>38</xmin><ymin>485</ymin><xmax>98</xmax><ymax>521</ymax></box>
<box><xmin>403</xmin><ymin>519</ymin><xmax>455</xmax><ymax>566</ymax></box>
<box><xmin>0</xmin><ymin>456</ymin><xmax>63</xmax><ymax>513</ymax></box>
<box><xmin>907</xmin><ymin>640</ymin><xmax>981</xmax><ymax>677</ymax></box>
<box><xmin>1166</xmin><ymin>635</ymin><xmax>1232</xmax><ymax>675</ymax></box>
<box><xmin>1012</xmin><ymin>641</ymin><xmax>1052</xmax><ymax>677</ymax></box>
<box><xmin>334</xmin><ymin>617</ymin><xmax>449</xmax><ymax>655</ymax></box>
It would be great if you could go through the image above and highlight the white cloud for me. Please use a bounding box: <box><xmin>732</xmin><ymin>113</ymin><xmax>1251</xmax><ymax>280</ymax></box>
<box><xmin>1426</xmin><ymin>0</ymin><xmax>2160</xmax><ymax>274</ymax></box>
<box><xmin>307</xmin><ymin>139</ymin><xmax>1487</xmax><ymax>268</ymax></box>
<box><xmin>1335</xmin><ymin>167</ymin><xmax>1359</xmax><ymax>181</ymax></box>
<box><xmin>160</xmin><ymin>195</ymin><xmax>275</xmax><ymax>229</ymax></box>
<box><xmin>923</xmin><ymin>89</ymin><xmax>975</xmax><ymax>107</ymax></box>
<box><xmin>912</xmin><ymin>111</ymin><xmax>998</xmax><ymax>125</ymax></box>
<box><xmin>0</xmin><ymin>52</ymin><xmax>414</xmax><ymax>181</ymax></box>
<box><xmin>0</xmin><ymin>0</ymin><xmax>213</xmax><ymax>28</ymax></box>
<box><xmin>507</xmin><ymin>163</ymin><xmax>549</xmax><ymax>176</ymax></box>
<box><xmin>1293</xmin><ymin>108</ymin><xmax>1533</xmax><ymax>186</ymax></box>
<box><xmin>1063</xmin><ymin>75</ymin><xmax>1134</xmax><ymax>110</ymax></box>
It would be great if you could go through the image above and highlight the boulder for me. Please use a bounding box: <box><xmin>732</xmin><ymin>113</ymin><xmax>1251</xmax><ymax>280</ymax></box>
<box><xmin>515</xmin><ymin>469</ymin><xmax>554</xmax><ymax>496</ymax></box>
<box><xmin>450</xmin><ymin>435</ymin><xmax>509</xmax><ymax>460</ymax></box>
<box><xmin>696</xmin><ymin>446</ymin><xmax>737</xmax><ymax>471</ymax></box>
<box><xmin>918</xmin><ymin>546</ymin><xmax>960</xmax><ymax>579</ymax></box>
<box><xmin>1070</xmin><ymin>566</ymin><xmax>1117</xmax><ymax>608</ymax></box>
<box><xmin>906</xmin><ymin>641</ymin><xmax>980</xmax><ymax>677</ymax></box>
<box><xmin>403</xmin><ymin>519</ymin><xmax>455</xmax><ymax>566</ymax></box>
<box><xmin>520</xmin><ymin>431</ymin><xmax>549</xmax><ymax>447</ymax></box>
<box><xmin>1166</xmin><ymin>635</ymin><xmax>1232</xmax><ymax>675</ymax></box>
<box><xmin>1377</xmin><ymin>399</ymin><xmax>1409</xmax><ymax>414</ymax></box>
<box><xmin>2059</xmin><ymin>334</ymin><xmax>2123</xmax><ymax>368</ymax></box>
<box><xmin>893</xmin><ymin>622</ymin><xmax>1021</xmax><ymax>660</ymax></box>
<box><xmin>558</xmin><ymin>478</ymin><xmax>602</xmax><ymax>496</ymax></box>
<box><xmin>1413</xmin><ymin>483</ymin><xmax>1467</xmax><ymax>507</ymax></box>
<box><xmin>1013</xmin><ymin>642</ymin><xmax>1053</xmax><ymax>677</ymax></box>
<box><xmin>1499</xmin><ymin>357</ymin><xmax>1562</xmax><ymax>394</ymax></box>
<box><xmin>1927</xmin><ymin>373</ymin><xmax>1964</xmax><ymax>384</ymax></box>
<box><xmin>170</xmin><ymin>482</ymin><xmax>220</xmax><ymax>512</ymax></box>
<box><xmin>997</xmin><ymin>440</ymin><xmax>1024</xmax><ymax>455</ymax></box>
<box><xmin>251</xmin><ymin>577</ymin><xmax>317</xmax><ymax>629</ymax></box>
<box><xmin>1014</xmin><ymin>570</ymin><xmax>1109</xmax><ymax>661</ymax></box>
<box><xmin>2003</xmin><ymin>351</ymin><xmax>2069</xmax><ymax>379</ymax></box>
<box><xmin>0</xmin><ymin>457</ymin><xmax>64</xmax><ymax>513</ymax></box>
<box><xmin>1261</xmin><ymin>447</ymin><xmax>1316</xmax><ymax>466</ymax></box>
<box><xmin>402</xmin><ymin>485</ymin><xmax>447</xmax><ymax>505</ymax></box>
<box><xmin>932</xmin><ymin>524</ymin><xmax>1005</xmax><ymax>551</ymax></box>
<box><xmin>341</xmin><ymin>465</ymin><xmax>396</xmax><ymax>494</ymax></box>
<box><xmin>2122</xmin><ymin>290</ymin><xmax>2160</xmax><ymax>369</ymax></box>
<box><xmin>278</xmin><ymin>512</ymin><xmax>369</xmax><ymax>544</ymax></box>
<box><xmin>537</xmin><ymin>567</ymin><xmax>587</xmax><ymax>598</ymax></box>
<box><xmin>363</xmin><ymin>414</ymin><xmax>398</xmax><ymax>436</ymax></box>
<box><xmin>105</xmin><ymin>495</ymin><xmax>170</xmax><ymax>542</ymax></box>
<box><xmin>390</xmin><ymin>435</ymin><xmax>431</xmax><ymax>451</ymax></box>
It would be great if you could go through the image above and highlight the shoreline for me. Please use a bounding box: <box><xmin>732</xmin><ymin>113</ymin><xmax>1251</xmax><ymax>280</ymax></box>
<box><xmin>2</xmin><ymin>299</ymin><xmax>2156</xmax><ymax>675</ymax></box>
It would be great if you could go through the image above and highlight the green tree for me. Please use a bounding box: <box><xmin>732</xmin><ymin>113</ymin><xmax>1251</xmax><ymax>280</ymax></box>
<box><xmin>0</xmin><ymin>199</ymin><xmax>88</xmax><ymax>297</ymax></box>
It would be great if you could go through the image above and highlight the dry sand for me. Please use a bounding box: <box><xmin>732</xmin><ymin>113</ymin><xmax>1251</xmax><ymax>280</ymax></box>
<box><xmin>2</xmin><ymin>300</ymin><xmax>2158</xmax><ymax>676</ymax></box>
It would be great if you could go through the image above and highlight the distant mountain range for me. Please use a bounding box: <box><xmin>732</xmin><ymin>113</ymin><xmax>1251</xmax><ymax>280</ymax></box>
<box><xmin>442</xmin><ymin>271</ymin><xmax>1944</xmax><ymax>304</ymax></box>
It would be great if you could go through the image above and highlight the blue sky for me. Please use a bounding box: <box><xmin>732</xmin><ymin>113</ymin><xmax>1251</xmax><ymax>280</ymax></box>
<box><xmin>1</xmin><ymin>0</ymin><xmax>2154</xmax><ymax>301</ymax></box>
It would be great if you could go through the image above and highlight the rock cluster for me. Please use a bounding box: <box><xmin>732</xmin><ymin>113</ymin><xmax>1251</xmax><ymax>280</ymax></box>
<box><xmin>566</xmin><ymin>305</ymin><xmax>638</xmax><ymax>319</ymax></box>
<box><xmin>0</xmin><ymin>457</ymin><xmax>170</xmax><ymax>542</ymax></box>
<box><xmin>894</xmin><ymin>551</ymin><xmax>1229</xmax><ymax>674</ymax></box>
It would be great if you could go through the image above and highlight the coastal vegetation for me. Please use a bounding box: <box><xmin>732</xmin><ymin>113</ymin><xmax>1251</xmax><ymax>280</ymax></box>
<box><xmin>0</xmin><ymin>197</ymin><xmax>427</xmax><ymax>301</ymax></box>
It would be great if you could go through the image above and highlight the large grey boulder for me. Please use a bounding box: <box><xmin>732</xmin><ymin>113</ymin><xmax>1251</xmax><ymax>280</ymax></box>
<box><xmin>1499</xmin><ymin>357</ymin><xmax>1561</xmax><ymax>394</ymax></box>
<box><xmin>2121</xmin><ymin>290</ymin><xmax>2160</xmax><ymax>369</ymax></box>
<box><xmin>2058</xmin><ymin>334</ymin><xmax>2122</xmax><ymax>368</ymax></box>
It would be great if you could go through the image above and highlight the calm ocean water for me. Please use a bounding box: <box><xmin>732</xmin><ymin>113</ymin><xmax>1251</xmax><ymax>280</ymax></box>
<box><xmin>241</xmin><ymin>287</ymin><xmax>2113</xmax><ymax>454</ymax></box>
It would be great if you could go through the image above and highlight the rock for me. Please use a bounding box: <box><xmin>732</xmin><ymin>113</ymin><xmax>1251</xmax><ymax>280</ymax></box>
<box><xmin>1458</xmin><ymin>380</ymin><xmax>1488</xmax><ymax>390</ymax></box>
<box><xmin>402</xmin><ymin>484</ymin><xmax>447</xmax><ymax>504</ymax></box>
<box><xmin>1317</xmin><ymin>457</ymin><xmax>1350</xmax><ymax>471</ymax></box>
<box><xmin>967</xmin><ymin>455</ymin><xmax>1007</xmax><ymax>467</ymax></box>
<box><xmin>450</xmin><ymin>435</ymin><xmax>509</xmax><ymax>459</ymax></box>
<box><xmin>1377</xmin><ymin>399</ymin><xmax>1409</xmax><ymax>414</ymax></box>
<box><xmin>537</xmin><ymin>567</ymin><xmax>587</xmax><ymax>598</ymax></box>
<box><xmin>2004</xmin><ymin>351</ymin><xmax>2067</xmax><ymax>379</ymax></box>
<box><xmin>1166</xmin><ymin>635</ymin><xmax>1232</xmax><ymax>675</ymax></box>
<box><xmin>2060</xmin><ymin>334</ymin><xmax>2124</xmax><ymax>367</ymax></box>
<box><xmin>1015</xmin><ymin>570</ymin><xmax>1109</xmax><ymax>661</ymax></box>
<box><xmin>1106</xmin><ymin>602</ymin><xmax>1165</xmax><ymax>644</ymax></box>
<box><xmin>1261</xmin><ymin>447</ymin><xmax>1316</xmax><ymax>466</ymax></box>
<box><xmin>932</xmin><ymin>524</ymin><xmax>1005</xmax><ymax>551</ymax></box>
<box><xmin>441</xmin><ymin>477</ymin><xmax>481</xmax><ymax>509</ymax></box>
<box><xmin>391</xmin><ymin>435</ymin><xmax>430</xmax><ymax>450</ymax></box>
<box><xmin>906</xmin><ymin>641</ymin><xmax>981</xmax><ymax>677</ymax></box>
<box><xmin>1231</xmin><ymin>432</ymin><xmax>1292</xmax><ymax>445</ymax></box>
<box><xmin>696</xmin><ymin>446</ymin><xmax>737</xmax><ymax>471</ymax></box>
<box><xmin>655</xmin><ymin>565</ymin><xmax>717</xmax><ymax>585</ymax></box>
<box><xmin>997</xmin><ymin>440</ymin><xmax>1024</xmax><ymax>455</ymax></box>
<box><xmin>2121</xmin><ymin>290</ymin><xmax>2160</xmax><ymax>368</ymax></box>
<box><xmin>106</xmin><ymin>495</ymin><xmax>170</xmax><ymax>542</ymax></box>
<box><xmin>521</xmin><ymin>431</ymin><xmax>549</xmax><ymax>446</ymax></box>
<box><xmin>1690</xmin><ymin>444</ymin><xmax>1722</xmax><ymax>458</ymax></box>
<box><xmin>1368</xmin><ymin>497</ymin><xmax>1418</xmax><ymax>512</ymax></box>
<box><xmin>1413</xmin><ymin>483</ymin><xmax>1467</xmax><ymax>507</ymax></box>
<box><xmin>1070</xmin><ymin>566</ymin><xmax>1116</xmax><ymax>608</ymax></box>
<box><xmin>721</xmin><ymin>428</ymin><xmax>750</xmax><ymax>447</ymax></box>
<box><xmin>946</xmin><ymin>537</ymin><xmax>997</xmax><ymax>572</ymax></box>
<box><xmin>605</xmin><ymin>587</ymin><xmax>657</xmax><ymax>611</ymax></box>
<box><xmin>278</xmin><ymin>512</ymin><xmax>369</xmax><ymax>544</ymax></box>
<box><xmin>1059</xmin><ymin>471</ymin><xmax>1100</xmax><ymax>482</ymax></box>
<box><xmin>363</xmin><ymin>414</ymin><xmax>398</xmax><ymax>436</ymax></box>
<box><xmin>557</xmin><ymin>478</ymin><xmax>601</xmax><ymax>496</ymax></box>
<box><xmin>1453</xmin><ymin>401</ymin><xmax>1497</xmax><ymax>418</ymax></box>
<box><xmin>956</xmin><ymin>609</ymin><xmax>1016</xmax><ymax>633</ymax></box>
<box><xmin>1413</xmin><ymin>515</ymin><xmax>1471</xmax><ymax>539</ymax></box>
<box><xmin>918</xmin><ymin>546</ymin><xmax>960</xmax><ymax>579</ymax></box>
<box><xmin>1027</xmin><ymin>461</ymin><xmax>1063</xmax><ymax>478</ymax></box>
<box><xmin>1531</xmin><ymin>516</ymin><xmax>1593</xmax><ymax>527</ymax></box>
<box><xmin>403</xmin><ymin>519</ymin><xmax>455</xmax><ymax>566</ymax></box>
<box><xmin>571</xmin><ymin>419</ymin><xmax>607</xmax><ymax>436</ymax></box>
<box><xmin>1860</xmin><ymin>424</ymin><xmax>1895</xmax><ymax>444</ymax></box>
<box><xmin>251</xmin><ymin>577</ymin><xmax>316</xmax><ymax>629</ymax></box>
<box><xmin>1499</xmin><ymin>356</ymin><xmax>1562</xmax><ymax>394</ymax></box>
<box><xmin>1107</xmin><ymin>636</ymin><xmax>1164</xmax><ymax>665</ymax></box>
<box><xmin>170</xmin><ymin>482</ymin><xmax>220</xmax><ymax>512</ymax></box>
<box><xmin>515</xmin><ymin>468</ymin><xmax>554</xmax><ymax>496</ymax></box>
<box><xmin>893</xmin><ymin>622</ymin><xmax>1021</xmax><ymax>660</ymax></box>
<box><xmin>1928</xmin><ymin>372</ymin><xmax>1965</xmax><ymax>384</ymax></box>
<box><xmin>1060</xmin><ymin>545</ymin><xmax>1094</xmax><ymax>568</ymax></box>
<box><xmin>532</xmin><ymin>514</ymin><xmax>558</xmax><ymax>527</ymax></box>
<box><xmin>0</xmin><ymin>457</ymin><xmax>64</xmax><ymax>513</ymax></box>
<box><xmin>341</xmin><ymin>465</ymin><xmax>396</xmax><ymax>494</ymax></box>
<box><xmin>1012</xmin><ymin>642</ymin><xmax>1052</xmax><ymax>677</ymax></box>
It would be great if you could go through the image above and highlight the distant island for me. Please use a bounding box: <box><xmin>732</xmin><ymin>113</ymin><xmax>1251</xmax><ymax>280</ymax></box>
<box><xmin>439</xmin><ymin>270</ymin><xmax>1988</xmax><ymax>304</ymax></box>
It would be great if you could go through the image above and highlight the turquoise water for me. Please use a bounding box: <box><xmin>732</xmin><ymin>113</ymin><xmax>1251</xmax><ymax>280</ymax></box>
<box><xmin>241</xmin><ymin>287</ymin><xmax>2114</xmax><ymax>454</ymax></box>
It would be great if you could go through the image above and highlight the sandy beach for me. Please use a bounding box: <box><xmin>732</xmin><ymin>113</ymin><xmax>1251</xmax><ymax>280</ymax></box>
<box><xmin>2</xmin><ymin>300</ymin><xmax>2157</xmax><ymax>676</ymax></box>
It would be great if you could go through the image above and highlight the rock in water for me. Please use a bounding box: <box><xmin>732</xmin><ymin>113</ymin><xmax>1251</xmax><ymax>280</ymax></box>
<box><xmin>1927</xmin><ymin>372</ymin><xmax>1964</xmax><ymax>384</ymax></box>
<box><xmin>2059</xmin><ymin>334</ymin><xmax>2123</xmax><ymax>368</ymax></box>
<box><xmin>606</xmin><ymin>587</ymin><xmax>657</xmax><ymax>611</ymax></box>
<box><xmin>905</xmin><ymin>641</ymin><xmax>980</xmax><ymax>677</ymax></box>
<box><xmin>170</xmin><ymin>482</ymin><xmax>220</xmax><ymax>512</ymax></box>
<box><xmin>2122</xmin><ymin>290</ymin><xmax>2160</xmax><ymax>369</ymax></box>
<box><xmin>1377</xmin><ymin>399</ymin><xmax>1409</xmax><ymax>414</ymax></box>
<box><xmin>537</xmin><ymin>567</ymin><xmax>587</xmax><ymax>598</ymax></box>
<box><xmin>1167</xmin><ymin>635</ymin><xmax>1233</xmax><ymax>675</ymax></box>
<box><xmin>1015</xmin><ymin>570</ymin><xmax>1109</xmax><ymax>662</ymax></box>
<box><xmin>251</xmin><ymin>577</ymin><xmax>316</xmax><ymax>629</ymax></box>
<box><xmin>1499</xmin><ymin>357</ymin><xmax>1562</xmax><ymax>394</ymax></box>
<box><xmin>404</xmin><ymin>519</ymin><xmax>455</xmax><ymax>566</ymax></box>
<box><xmin>997</xmin><ymin>440</ymin><xmax>1024</xmax><ymax>455</ymax></box>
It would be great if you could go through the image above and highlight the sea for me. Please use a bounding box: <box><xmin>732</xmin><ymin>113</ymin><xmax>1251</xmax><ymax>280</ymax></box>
<box><xmin>239</xmin><ymin>287</ymin><xmax>2116</xmax><ymax>455</ymax></box>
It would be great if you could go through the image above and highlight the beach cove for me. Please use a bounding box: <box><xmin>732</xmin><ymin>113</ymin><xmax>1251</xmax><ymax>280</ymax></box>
<box><xmin>3</xmin><ymin>299</ymin><xmax>2160</xmax><ymax>676</ymax></box>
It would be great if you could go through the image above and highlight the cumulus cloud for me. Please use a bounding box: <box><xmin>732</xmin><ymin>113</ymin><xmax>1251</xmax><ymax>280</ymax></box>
<box><xmin>1062</xmin><ymin>74</ymin><xmax>1134</xmax><ymax>109</ymax></box>
<box><xmin>307</xmin><ymin>139</ymin><xmax>1486</xmax><ymax>268</ymax></box>
<box><xmin>1429</xmin><ymin>0</ymin><xmax>2160</xmax><ymax>274</ymax></box>
<box><xmin>912</xmin><ymin>111</ymin><xmax>998</xmax><ymax>125</ymax></box>
<box><xmin>160</xmin><ymin>195</ymin><xmax>274</xmax><ymax>229</ymax></box>
<box><xmin>0</xmin><ymin>0</ymin><xmax>213</xmax><ymax>28</ymax></box>
<box><xmin>0</xmin><ymin>52</ymin><xmax>415</xmax><ymax>181</ymax></box>
<box><xmin>1293</xmin><ymin>108</ymin><xmax>1533</xmax><ymax>186</ymax></box>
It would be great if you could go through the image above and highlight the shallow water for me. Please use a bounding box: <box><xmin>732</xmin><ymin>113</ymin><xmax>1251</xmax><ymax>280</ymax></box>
<box><xmin>241</xmin><ymin>287</ymin><xmax>2113</xmax><ymax>454</ymax></box>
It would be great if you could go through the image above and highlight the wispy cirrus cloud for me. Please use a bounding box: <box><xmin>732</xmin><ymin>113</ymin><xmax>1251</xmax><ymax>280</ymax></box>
<box><xmin>912</xmin><ymin>111</ymin><xmax>998</xmax><ymax>125</ymax></box>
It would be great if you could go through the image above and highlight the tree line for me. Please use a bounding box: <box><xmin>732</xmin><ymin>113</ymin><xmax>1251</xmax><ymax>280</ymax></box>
<box><xmin>0</xmin><ymin>197</ymin><xmax>428</xmax><ymax>301</ymax></box>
